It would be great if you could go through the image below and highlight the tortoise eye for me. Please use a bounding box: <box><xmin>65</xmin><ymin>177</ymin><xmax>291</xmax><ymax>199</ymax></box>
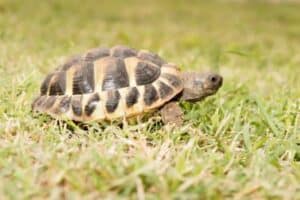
<box><xmin>208</xmin><ymin>74</ymin><xmax>223</xmax><ymax>87</ymax></box>
<box><xmin>210</xmin><ymin>76</ymin><xmax>217</xmax><ymax>82</ymax></box>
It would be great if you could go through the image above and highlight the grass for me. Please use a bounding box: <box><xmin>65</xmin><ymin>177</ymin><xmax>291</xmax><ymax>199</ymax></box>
<box><xmin>0</xmin><ymin>0</ymin><xmax>300</xmax><ymax>199</ymax></box>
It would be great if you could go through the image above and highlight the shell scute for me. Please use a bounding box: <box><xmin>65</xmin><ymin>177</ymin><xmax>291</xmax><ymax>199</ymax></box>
<box><xmin>72</xmin><ymin>62</ymin><xmax>94</xmax><ymax>94</ymax></box>
<box><xmin>44</xmin><ymin>96</ymin><xmax>56</xmax><ymax>109</ymax></box>
<box><xmin>105</xmin><ymin>90</ymin><xmax>121</xmax><ymax>113</ymax></box>
<box><xmin>144</xmin><ymin>84</ymin><xmax>159</xmax><ymax>106</ymax></box>
<box><xmin>158</xmin><ymin>81</ymin><xmax>173</xmax><ymax>99</ymax></box>
<box><xmin>71</xmin><ymin>95</ymin><xmax>83</xmax><ymax>116</ymax></box>
<box><xmin>161</xmin><ymin>73</ymin><xmax>182</xmax><ymax>88</ymax></box>
<box><xmin>101</xmin><ymin>57</ymin><xmax>129</xmax><ymax>91</ymax></box>
<box><xmin>40</xmin><ymin>73</ymin><xmax>54</xmax><ymax>95</ymax></box>
<box><xmin>84</xmin><ymin>93</ymin><xmax>100</xmax><ymax>116</ymax></box>
<box><xmin>48</xmin><ymin>71</ymin><xmax>66</xmax><ymax>96</ymax></box>
<box><xmin>58</xmin><ymin>96</ymin><xmax>71</xmax><ymax>113</ymax></box>
<box><xmin>135</xmin><ymin>61</ymin><xmax>160</xmax><ymax>85</ymax></box>
<box><xmin>126</xmin><ymin>87</ymin><xmax>139</xmax><ymax>108</ymax></box>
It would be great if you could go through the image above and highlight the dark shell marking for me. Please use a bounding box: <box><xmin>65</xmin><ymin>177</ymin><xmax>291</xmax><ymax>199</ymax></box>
<box><xmin>71</xmin><ymin>95</ymin><xmax>83</xmax><ymax>116</ymax></box>
<box><xmin>102</xmin><ymin>58</ymin><xmax>129</xmax><ymax>91</ymax></box>
<box><xmin>158</xmin><ymin>81</ymin><xmax>173</xmax><ymax>99</ymax></box>
<box><xmin>59</xmin><ymin>96</ymin><xmax>71</xmax><ymax>113</ymax></box>
<box><xmin>126</xmin><ymin>87</ymin><xmax>139</xmax><ymax>108</ymax></box>
<box><xmin>161</xmin><ymin>73</ymin><xmax>182</xmax><ymax>88</ymax></box>
<box><xmin>135</xmin><ymin>62</ymin><xmax>160</xmax><ymax>85</ymax></box>
<box><xmin>49</xmin><ymin>72</ymin><xmax>66</xmax><ymax>95</ymax></box>
<box><xmin>40</xmin><ymin>73</ymin><xmax>54</xmax><ymax>95</ymax></box>
<box><xmin>106</xmin><ymin>90</ymin><xmax>121</xmax><ymax>113</ymax></box>
<box><xmin>72</xmin><ymin>62</ymin><xmax>94</xmax><ymax>94</ymax></box>
<box><xmin>144</xmin><ymin>84</ymin><xmax>159</xmax><ymax>106</ymax></box>
<box><xmin>84</xmin><ymin>93</ymin><xmax>100</xmax><ymax>116</ymax></box>
<box><xmin>44</xmin><ymin>96</ymin><xmax>56</xmax><ymax>109</ymax></box>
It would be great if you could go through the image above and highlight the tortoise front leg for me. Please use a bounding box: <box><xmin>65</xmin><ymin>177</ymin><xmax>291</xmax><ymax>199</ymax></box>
<box><xmin>160</xmin><ymin>102</ymin><xmax>184</xmax><ymax>126</ymax></box>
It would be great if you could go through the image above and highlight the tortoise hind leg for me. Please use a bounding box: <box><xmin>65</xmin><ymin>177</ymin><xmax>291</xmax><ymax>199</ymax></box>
<box><xmin>160</xmin><ymin>102</ymin><xmax>184</xmax><ymax>126</ymax></box>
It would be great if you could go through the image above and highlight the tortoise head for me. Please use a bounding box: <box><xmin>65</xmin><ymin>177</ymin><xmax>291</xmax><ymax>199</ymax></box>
<box><xmin>180</xmin><ymin>72</ymin><xmax>223</xmax><ymax>102</ymax></box>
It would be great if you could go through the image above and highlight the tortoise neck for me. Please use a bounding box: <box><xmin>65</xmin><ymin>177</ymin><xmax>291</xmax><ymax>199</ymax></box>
<box><xmin>172</xmin><ymin>91</ymin><xmax>192</xmax><ymax>102</ymax></box>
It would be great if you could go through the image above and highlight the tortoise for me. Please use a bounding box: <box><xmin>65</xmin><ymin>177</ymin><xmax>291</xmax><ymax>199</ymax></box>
<box><xmin>32</xmin><ymin>45</ymin><xmax>223</xmax><ymax>126</ymax></box>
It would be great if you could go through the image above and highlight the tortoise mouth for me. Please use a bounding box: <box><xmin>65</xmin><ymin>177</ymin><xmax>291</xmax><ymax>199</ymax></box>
<box><xmin>182</xmin><ymin>88</ymin><xmax>218</xmax><ymax>103</ymax></box>
<box><xmin>203</xmin><ymin>84</ymin><xmax>222</xmax><ymax>93</ymax></box>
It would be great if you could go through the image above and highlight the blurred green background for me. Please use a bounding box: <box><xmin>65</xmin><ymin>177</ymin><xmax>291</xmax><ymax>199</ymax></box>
<box><xmin>0</xmin><ymin>0</ymin><xmax>299</xmax><ymax>199</ymax></box>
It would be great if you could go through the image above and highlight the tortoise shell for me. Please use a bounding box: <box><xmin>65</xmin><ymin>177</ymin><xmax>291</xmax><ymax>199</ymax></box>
<box><xmin>32</xmin><ymin>45</ymin><xmax>183</xmax><ymax>121</ymax></box>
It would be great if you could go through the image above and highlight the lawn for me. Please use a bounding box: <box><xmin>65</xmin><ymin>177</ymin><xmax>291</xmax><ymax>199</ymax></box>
<box><xmin>0</xmin><ymin>0</ymin><xmax>300</xmax><ymax>199</ymax></box>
